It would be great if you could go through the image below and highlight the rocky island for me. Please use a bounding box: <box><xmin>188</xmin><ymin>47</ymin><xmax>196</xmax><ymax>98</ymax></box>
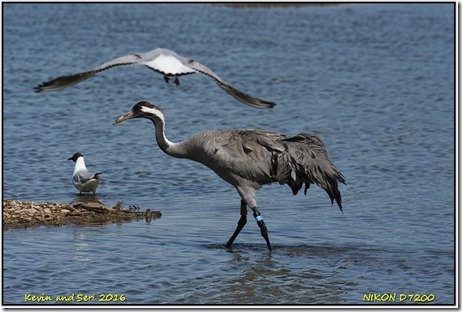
<box><xmin>3</xmin><ymin>199</ymin><xmax>161</xmax><ymax>231</ymax></box>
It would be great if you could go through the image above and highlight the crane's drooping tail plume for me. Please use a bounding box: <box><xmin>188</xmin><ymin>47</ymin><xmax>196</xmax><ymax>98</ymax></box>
<box><xmin>240</xmin><ymin>131</ymin><xmax>345</xmax><ymax>212</ymax></box>
<box><xmin>281</xmin><ymin>134</ymin><xmax>345</xmax><ymax>211</ymax></box>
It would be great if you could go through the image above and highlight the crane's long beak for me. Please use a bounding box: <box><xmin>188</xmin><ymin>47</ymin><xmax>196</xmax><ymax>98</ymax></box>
<box><xmin>113</xmin><ymin>110</ymin><xmax>135</xmax><ymax>125</ymax></box>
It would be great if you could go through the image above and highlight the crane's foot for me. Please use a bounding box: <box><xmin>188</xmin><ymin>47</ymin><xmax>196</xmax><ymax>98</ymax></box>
<box><xmin>253</xmin><ymin>211</ymin><xmax>272</xmax><ymax>251</ymax></box>
<box><xmin>225</xmin><ymin>200</ymin><xmax>247</xmax><ymax>249</ymax></box>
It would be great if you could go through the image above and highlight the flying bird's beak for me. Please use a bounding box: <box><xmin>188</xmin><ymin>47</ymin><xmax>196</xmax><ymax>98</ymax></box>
<box><xmin>113</xmin><ymin>110</ymin><xmax>135</xmax><ymax>125</ymax></box>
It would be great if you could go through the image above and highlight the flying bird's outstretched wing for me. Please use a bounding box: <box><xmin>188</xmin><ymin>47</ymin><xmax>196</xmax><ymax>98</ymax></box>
<box><xmin>188</xmin><ymin>60</ymin><xmax>275</xmax><ymax>109</ymax></box>
<box><xmin>34</xmin><ymin>53</ymin><xmax>146</xmax><ymax>92</ymax></box>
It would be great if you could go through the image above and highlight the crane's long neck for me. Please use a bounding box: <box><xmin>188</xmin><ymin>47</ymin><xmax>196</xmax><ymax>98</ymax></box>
<box><xmin>148</xmin><ymin>115</ymin><xmax>188</xmax><ymax>159</ymax></box>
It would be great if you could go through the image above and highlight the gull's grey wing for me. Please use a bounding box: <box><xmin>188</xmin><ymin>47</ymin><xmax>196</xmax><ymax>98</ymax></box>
<box><xmin>187</xmin><ymin>60</ymin><xmax>276</xmax><ymax>109</ymax></box>
<box><xmin>73</xmin><ymin>170</ymin><xmax>99</xmax><ymax>184</ymax></box>
<box><xmin>34</xmin><ymin>53</ymin><xmax>146</xmax><ymax>92</ymax></box>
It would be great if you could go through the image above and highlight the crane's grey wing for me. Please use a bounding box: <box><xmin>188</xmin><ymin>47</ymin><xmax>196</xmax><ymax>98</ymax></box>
<box><xmin>187</xmin><ymin>60</ymin><xmax>276</xmax><ymax>109</ymax></box>
<box><xmin>200</xmin><ymin>130</ymin><xmax>286</xmax><ymax>185</ymax></box>
<box><xmin>34</xmin><ymin>53</ymin><xmax>146</xmax><ymax>92</ymax></box>
<box><xmin>281</xmin><ymin>134</ymin><xmax>346</xmax><ymax>211</ymax></box>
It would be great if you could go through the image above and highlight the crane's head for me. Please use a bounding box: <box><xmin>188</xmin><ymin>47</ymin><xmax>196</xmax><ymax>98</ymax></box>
<box><xmin>113</xmin><ymin>101</ymin><xmax>164</xmax><ymax>125</ymax></box>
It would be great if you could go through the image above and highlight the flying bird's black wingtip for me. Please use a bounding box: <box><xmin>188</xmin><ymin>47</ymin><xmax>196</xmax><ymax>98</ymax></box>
<box><xmin>254</xmin><ymin>99</ymin><xmax>276</xmax><ymax>109</ymax></box>
<box><xmin>256</xmin><ymin>94</ymin><xmax>277</xmax><ymax>108</ymax></box>
<box><xmin>33</xmin><ymin>85</ymin><xmax>43</xmax><ymax>93</ymax></box>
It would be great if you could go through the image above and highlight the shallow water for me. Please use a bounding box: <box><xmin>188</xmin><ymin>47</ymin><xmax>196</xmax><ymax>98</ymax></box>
<box><xmin>3</xmin><ymin>3</ymin><xmax>455</xmax><ymax>305</ymax></box>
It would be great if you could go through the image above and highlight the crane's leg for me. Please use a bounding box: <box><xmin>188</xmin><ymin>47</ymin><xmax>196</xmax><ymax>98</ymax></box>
<box><xmin>225</xmin><ymin>200</ymin><xmax>247</xmax><ymax>248</ymax></box>
<box><xmin>252</xmin><ymin>209</ymin><xmax>272</xmax><ymax>251</ymax></box>
<box><xmin>232</xmin><ymin>187</ymin><xmax>272</xmax><ymax>250</ymax></box>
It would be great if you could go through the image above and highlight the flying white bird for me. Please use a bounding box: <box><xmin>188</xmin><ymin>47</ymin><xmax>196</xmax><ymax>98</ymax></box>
<box><xmin>114</xmin><ymin>101</ymin><xmax>346</xmax><ymax>250</ymax></box>
<box><xmin>35</xmin><ymin>48</ymin><xmax>275</xmax><ymax>109</ymax></box>
<box><xmin>68</xmin><ymin>152</ymin><xmax>104</xmax><ymax>195</ymax></box>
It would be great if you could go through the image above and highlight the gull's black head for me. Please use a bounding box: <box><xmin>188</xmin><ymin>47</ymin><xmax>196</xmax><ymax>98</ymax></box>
<box><xmin>68</xmin><ymin>152</ymin><xmax>83</xmax><ymax>162</ymax></box>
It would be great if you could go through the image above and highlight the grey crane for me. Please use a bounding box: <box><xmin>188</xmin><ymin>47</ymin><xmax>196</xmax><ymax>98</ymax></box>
<box><xmin>113</xmin><ymin>101</ymin><xmax>346</xmax><ymax>250</ymax></box>
<box><xmin>34</xmin><ymin>48</ymin><xmax>275</xmax><ymax>109</ymax></box>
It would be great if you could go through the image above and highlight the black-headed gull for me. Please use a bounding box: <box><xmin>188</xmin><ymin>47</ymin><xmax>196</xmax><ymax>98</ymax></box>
<box><xmin>35</xmin><ymin>48</ymin><xmax>275</xmax><ymax>109</ymax></box>
<box><xmin>68</xmin><ymin>152</ymin><xmax>104</xmax><ymax>195</ymax></box>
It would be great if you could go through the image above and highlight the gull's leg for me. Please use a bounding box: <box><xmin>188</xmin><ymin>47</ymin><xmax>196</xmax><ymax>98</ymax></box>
<box><xmin>174</xmin><ymin>77</ymin><xmax>180</xmax><ymax>87</ymax></box>
<box><xmin>163</xmin><ymin>75</ymin><xmax>170</xmax><ymax>84</ymax></box>
<box><xmin>225</xmin><ymin>200</ymin><xmax>247</xmax><ymax>249</ymax></box>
